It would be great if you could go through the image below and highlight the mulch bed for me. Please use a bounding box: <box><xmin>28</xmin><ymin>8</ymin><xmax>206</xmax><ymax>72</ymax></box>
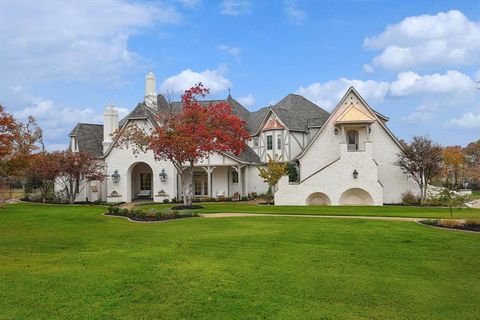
<box><xmin>419</xmin><ymin>221</ymin><xmax>480</xmax><ymax>232</ymax></box>
<box><xmin>105</xmin><ymin>213</ymin><xmax>199</xmax><ymax>222</ymax></box>
<box><xmin>171</xmin><ymin>205</ymin><xmax>204</xmax><ymax>210</ymax></box>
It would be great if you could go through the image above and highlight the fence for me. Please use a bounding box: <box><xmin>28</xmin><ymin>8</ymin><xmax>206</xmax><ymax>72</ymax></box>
<box><xmin>0</xmin><ymin>188</ymin><xmax>25</xmax><ymax>200</ymax></box>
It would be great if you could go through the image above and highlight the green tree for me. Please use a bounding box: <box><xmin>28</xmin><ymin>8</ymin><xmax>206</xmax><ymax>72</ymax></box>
<box><xmin>436</xmin><ymin>189</ymin><xmax>467</xmax><ymax>219</ymax></box>
<box><xmin>257</xmin><ymin>155</ymin><xmax>288</xmax><ymax>197</ymax></box>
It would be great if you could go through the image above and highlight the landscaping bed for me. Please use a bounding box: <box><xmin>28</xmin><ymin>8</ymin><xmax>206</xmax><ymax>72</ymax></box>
<box><xmin>106</xmin><ymin>207</ymin><xmax>199</xmax><ymax>222</ymax></box>
<box><xmin>420</xmin><ymin>219</ymin><xmax>480</xmax><ymax>232</ymax></box>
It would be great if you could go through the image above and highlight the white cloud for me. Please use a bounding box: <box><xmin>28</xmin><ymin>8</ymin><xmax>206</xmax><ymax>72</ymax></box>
<box><xmin>364</xmin><ymin>10</ymin><xmax>480</xmax><ymax>70</ymax></box>
<box><xmin>0</xmin><ymin>0</ymin><xmax>180</xmax><ymax>84</ymax></box>
<box><xmin>160</xmin><ymin>68</ymin><xmax>232</xmax><ymax>94</ymax></box>
<box><xmin>297</xmin><ymin>78</ymin><xmax>389</xmax><ymax>110</ymax></box>
<box><xmin>218</xmin><ymin>44</ymin><xmax>242</xmax><ymax>59</ymax></box>
<box><xmin>237</xmin><ymin>94</ymin><xmax>256</xmax><ymax>107</ymax></box>
<box><xmin>474</xmin><ymin>70</ymin><xmax>480</xmax><ymax>82</ymax></box>
<box><xmin>402</xmin><ymin>111</ymin><xmax>433</xmax><ymax>124</ymax></box>
<box><xmin>447</xmin><ymin>112</ymin><xmax>480</xmax><ymax>129</ymax></box>
<box><xmin>389</xmin><ymin>70</ymin><xmax>476</xmax><ymax>97</ymax></box>
<box><xmin>219</xmin><ymin>0</ymin><xmax>251</xmax><ymax>15</ymax></box>
<box><xmin>284</xmin><ymin>0</ymin><xmax>306</xmax><ymax>25</ymax></box>
<box><xmin>362</xmin><ymin>64</ymin><xmax>374</xmax><ymax>73</ymax></box>
<box><xmin>4</xmin><ymin>86</ymin><xmax>131</xmax><ymax>151</ymax></box>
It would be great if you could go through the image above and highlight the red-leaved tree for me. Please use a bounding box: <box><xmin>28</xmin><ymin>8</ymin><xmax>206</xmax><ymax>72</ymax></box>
<box><xmin>56</xmin><ymin>151</ymin><xmax>106</xmax><ymax>204</ymax></box>
<box><xmin>0</xmin><ymin>106</ymin><xmax>43</xmax><ymax>207</ymax></box>
<box><xmin>117</xmin><ymin>84</ymin><xmax>250</xmax><ymax>207</ymax></box>
<box><xmin>28</xmin><ymin>151</ymin><xmax>62</xmax><ymax>202</ymax></box>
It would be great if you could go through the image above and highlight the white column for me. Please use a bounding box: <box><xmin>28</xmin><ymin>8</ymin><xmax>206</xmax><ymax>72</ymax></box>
<box><xmin>207</xmin><ymin>167</ymin><xmax>211</xmax><ymax>197</ymax></box>
<box><xmin>244</xmin><ymin>166</ymin><xmax>249</xmax><ymax>197</ymax></box>
<box><xmin>238</xmin><ymin>165</ymin><xmax>243</xmax><ymax>197</ymax></box>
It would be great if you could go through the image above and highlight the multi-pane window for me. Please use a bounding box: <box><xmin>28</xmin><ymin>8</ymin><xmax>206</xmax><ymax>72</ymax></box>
<box><xmin>140</xmin><ymin>173</ymin><xmax>152</xmax><ymax>190</ymax></box>
<box><xmin>347</xmin><ymin>130</ymin><xmax>359</xmax><ymax>151</ymax></box>
<box><xmin>232</xmin><ymin>170</ymin><xmax>239</xmax><ymax>183</ymax></box>
<box><xmin>267</xmin><ymin>135</ymin><xmax>273</xmax><ymax>150</ymax></box>
<box><xmin>277</xmin><ymin>135</ymin><xmax>282</xmax><ymax>150</ymax></box>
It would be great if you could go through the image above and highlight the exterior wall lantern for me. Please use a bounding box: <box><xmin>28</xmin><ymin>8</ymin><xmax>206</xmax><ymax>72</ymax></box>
<box><xmin>159</xmin><ymin>169</ymin><xmax>167</xmax><ymax>182</ymax></box>
<box><xmin>334</xmin><ymin>127</ymin><xmax>339</xmax><ymax>135</ymax></box>
<box><xmin>353</xmin><ymin>169</ymin><xmax>358</xmax><ymax>179</ymax></box>
<box><xmin>111</xmin><ymin>170</ymin><xmax>120</xmax><ymax>183</ymax></box>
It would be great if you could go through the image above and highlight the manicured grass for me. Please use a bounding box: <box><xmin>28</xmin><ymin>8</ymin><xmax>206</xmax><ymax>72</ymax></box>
<box><xmin>1</xmin><ymin>203</ymin><xmax>479</xmax><ymax>319</ymax></box>
<box><xmin>140</xmin><ymin>202</ymin><xmax>480</xmax><ymax>219</ymax></box>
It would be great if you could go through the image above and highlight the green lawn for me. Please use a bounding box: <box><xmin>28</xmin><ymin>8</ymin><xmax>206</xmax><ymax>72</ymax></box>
<box><xmin>140</xmin><ymin>202</ymin><xmax>480</xmax><ymax>219</ymax></box>
<box><xmin>1</xmin><ymin>203</ymin><xmax>479</xmax><ymax>319</ymax></box>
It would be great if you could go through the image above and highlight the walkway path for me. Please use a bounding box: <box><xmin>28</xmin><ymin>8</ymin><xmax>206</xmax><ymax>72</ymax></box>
<box><xmin>470</xmin><ymin>199</ymin><xmax>480</xmax><ymax>209</ymax></box>
<box><xmin>202</xmin><ymin>212</ymin><xmax>422</xmax><ymax>222</ymax></box>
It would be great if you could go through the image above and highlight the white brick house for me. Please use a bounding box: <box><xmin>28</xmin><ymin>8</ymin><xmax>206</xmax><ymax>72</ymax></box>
<box><xmin>63</xmin><ymin>72</ymin><xmax>417</xmax><ymax>205</ymax></box>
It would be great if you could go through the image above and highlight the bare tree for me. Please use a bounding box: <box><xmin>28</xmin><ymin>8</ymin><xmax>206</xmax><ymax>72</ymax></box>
<box><xmin>395</xmin><ymin>136</ymin><xmax>443</xmax><ymax>203</ymax></box>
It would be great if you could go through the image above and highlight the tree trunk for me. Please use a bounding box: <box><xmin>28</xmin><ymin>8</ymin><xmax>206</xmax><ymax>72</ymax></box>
<box><xmin>180</xmin><ymin>165</ymin><xmax>194</xmax><ymax>207</ymax></box>
<box><xmin>186</xmin><ymin>163</ymin><xmax>194</xmax><ymax>207</ymax></box>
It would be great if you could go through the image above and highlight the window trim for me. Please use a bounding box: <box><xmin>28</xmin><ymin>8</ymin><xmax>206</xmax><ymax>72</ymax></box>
<box><xmin>232</xmin><ymin>170</ymin><xmax>239</xmax><ymax>183</ymax></box>
<box><xmin>266</xmin><ymin>135</ymin><xmax>273</xmax><ymax>150</ymax></box>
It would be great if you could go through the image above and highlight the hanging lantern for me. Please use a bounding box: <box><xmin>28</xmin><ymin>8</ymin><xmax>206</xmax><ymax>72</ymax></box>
<box><xmin>159</xmin><ymin>169</ymin><xmax>167</xmax><ymax>182</ymax></box>
<box><xmin>111</xmin><ymin>170</ymin><xmax>120</xmax><ymax>183</ymax></box>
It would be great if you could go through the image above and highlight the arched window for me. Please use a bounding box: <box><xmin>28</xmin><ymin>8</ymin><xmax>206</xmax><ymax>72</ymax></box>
<box><xmin>346</xmin><ymin>130</ymin><xmax>359</xmax><ymax>151</ymax></box>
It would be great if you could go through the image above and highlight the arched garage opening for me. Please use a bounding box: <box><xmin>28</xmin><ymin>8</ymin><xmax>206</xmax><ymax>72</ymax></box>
<box><xmin>339</xmin><ymin>188</ymin><xmax>374</xmax><ymax>205</ymax></box>
<box><xmin>306</xmin><ymin>192</ymin><xmax>331</xmax><ymax>205</ymax></box>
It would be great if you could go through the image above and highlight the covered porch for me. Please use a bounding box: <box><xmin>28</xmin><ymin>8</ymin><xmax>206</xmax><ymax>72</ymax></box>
<box><xmin>178</xmin><ymin>165</ymin><xmax>248</xmax><ymax>200</ymax></box>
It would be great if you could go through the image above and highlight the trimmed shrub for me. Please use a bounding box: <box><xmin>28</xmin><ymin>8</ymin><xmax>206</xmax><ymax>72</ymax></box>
<box><xmin>145</xmin><ymin>209</ymin><xmax>159</xmax><ymax>218</ymax></box>
<box><xmin>241</xmin><ymin>196</ymin><xmax>248</xmax><ymax>201</ymax></box>
<box><xmin>401</xmin><ymin>191</ymin><xmax>420</xmax><ymax>205</ymax></box>
<box><xmin>465</xmin><ymin>219</ymin><xmax>480</xmax><ymax>226</ymax></box>
<box><xmin>421</xmin><ymin>219</ymin><xmax>439</xmax><ymax>226</ymax></box>
<box><xmin>180</xmin><ymin>210</ymin><xmax>199</xmax><ymax>217</ymax></box>
<box><xmin>163</xmin><ymin>199</ymin><xmax>169</xmax><ymax>204</ymax></box>
<box><xmin>440</xmin><ymin>219</ymin><xmax>464</xmax><ymax>228</ymax></box>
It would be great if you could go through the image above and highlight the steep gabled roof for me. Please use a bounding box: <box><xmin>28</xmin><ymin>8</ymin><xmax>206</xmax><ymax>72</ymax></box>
<box><xmin>270</xmin><ymin>94</ymin><xmax>330</xmax><ymax>131</ymax></box>
<box><xmin>296</xmin><ymin>86</ymin><xmax>401</xmax><ymax>159</ymax></box>
<box><xmin>69</xmin><ymin>123</ymin><xmax>103</xmax><ymax>157</ymax></box>
<box><xmin>119</xmin><ymin>102</ymin><xmax>158</xmax><ymax>127</ymax></box>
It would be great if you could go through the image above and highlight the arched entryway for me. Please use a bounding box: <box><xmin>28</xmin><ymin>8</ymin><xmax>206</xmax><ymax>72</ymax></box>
<box><xmin>127</xmin><ymin>162</ymin><xmax>153</xmax><ymax>202</ymax></box>
<box><xmin>306</xmin><ymin>192</ymin><xmax>331</xmax><ymax>205</ymax></box>
<box><xmin>339</xmin><ymin>188</ymin><xmax>373</xmax><ymax>205</ymax></box>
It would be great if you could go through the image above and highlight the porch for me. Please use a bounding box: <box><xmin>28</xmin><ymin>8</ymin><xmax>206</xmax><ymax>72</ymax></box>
<box><xmin>183</xmin><ymin>165</ymin><xmax>248</xmax><ymax>199</ymax></box>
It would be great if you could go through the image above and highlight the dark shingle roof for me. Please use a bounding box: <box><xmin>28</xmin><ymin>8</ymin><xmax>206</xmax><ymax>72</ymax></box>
<box><xmin>69</xmin><ymin>93</ymin><xmax>332</xmax><ymax>162</ymax></box>
<box><xmin>69</xmin><ymin>123</ymin><xmax>103</xmax><ymax>156</ymax></box>
<box><xmin>119</xmin><ymin>102</ymin><xmax>158</xmax><ymax>127</ymax></box>
<box><xmin>270</xmin><ymin>94</ymin><xmax>330</xmax><ymax>131</ymax></box>
<box><xmin>225</xmin><ymin>146</ymin><xmax>261</xmax><ymax>164</ymax></box>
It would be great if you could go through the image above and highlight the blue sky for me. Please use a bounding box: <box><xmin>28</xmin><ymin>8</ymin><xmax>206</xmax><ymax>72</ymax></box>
<box><xmin>0</xmin><ymin>0</ymin><xmax>479</xmax><ymax>150</ymax></box>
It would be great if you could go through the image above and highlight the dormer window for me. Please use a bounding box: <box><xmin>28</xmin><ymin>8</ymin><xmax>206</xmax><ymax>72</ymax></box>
<box><xmin>253</xmin><ymin>137</ymin><xmax>259</xmax><ymax>147</ymax></box>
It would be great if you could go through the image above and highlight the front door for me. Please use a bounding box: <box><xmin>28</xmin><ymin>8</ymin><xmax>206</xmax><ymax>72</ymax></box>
<box><xmin>193</xmin><ymin>172</ymin><xmax>208</xmax><ymax>197</ymax></box>
<box><xmin>139</xmin><ymin>173</ymin><xmax>152</xmax><ymax>197</ymax></box>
